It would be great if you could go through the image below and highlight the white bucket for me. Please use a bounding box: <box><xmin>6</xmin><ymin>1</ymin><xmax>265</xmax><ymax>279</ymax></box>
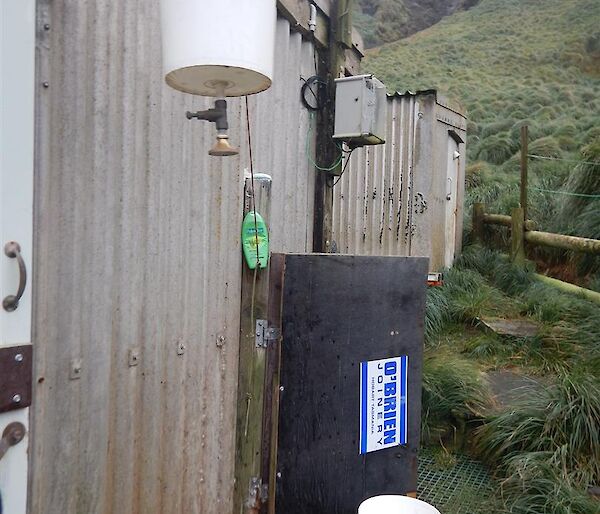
<box><xmin>358</xmin><ymin>495</ymin><xmax>441</xmax><ymax>514</ymax></box>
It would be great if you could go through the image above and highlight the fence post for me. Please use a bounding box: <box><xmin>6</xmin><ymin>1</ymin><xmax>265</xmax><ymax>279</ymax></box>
<box><xmin>473</xmin><ymin>202</ymin><xmax>485</xmax><ymax>243</ymax></box>
<box><xmin>511</xmin><ymin>207</ymin><xmax>525</xmax><ymax>265</ymax></box>
<box><xmin>520</xmin><ymin>125</ymin><xmax>528</xmax><ymax>220</ymax></box>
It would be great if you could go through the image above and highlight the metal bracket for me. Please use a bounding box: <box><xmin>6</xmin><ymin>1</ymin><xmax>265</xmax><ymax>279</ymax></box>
<box><xmin>245</xmin><ymin>476</ymin><xmax>268</xmax><ymax>508</ymax></box>
<box><xmin>255</xmin><ymin>319</ymin><xmax>280</xmax><ymax>349</ymax></box>
<box><xmin>0</xmin><ymin>344</ymin><xmax>32</xmax><ymax>413</ymax></box>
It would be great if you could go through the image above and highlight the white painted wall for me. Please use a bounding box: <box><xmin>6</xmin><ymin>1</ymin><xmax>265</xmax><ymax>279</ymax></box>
<box><xmin>0</xmin><ymin>1</ymin><xmax>36</xmax><ymax>513</ymax></box>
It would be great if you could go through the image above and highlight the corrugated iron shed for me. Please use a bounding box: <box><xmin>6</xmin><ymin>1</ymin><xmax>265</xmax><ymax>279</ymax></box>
<box><xmin>332</xmin><ymin>90</ymin><xmax>467</xmax><ymax>270</ymax></box>
<box><xmin>31</xmin><ymin>2</ymin><xmax>316</xmax><ymax>513</ymax></box>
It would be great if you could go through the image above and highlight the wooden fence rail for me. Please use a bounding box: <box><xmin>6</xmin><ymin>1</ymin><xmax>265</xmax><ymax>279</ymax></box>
<box><xmin>470</xmin><ymin>125</ymin><xmax>600</xmax><ymax>304</ymax></box>
<box><xmin>473</xmin><ymin>202</ymin><xmax>600</xmax><ymax>259</ymax></box>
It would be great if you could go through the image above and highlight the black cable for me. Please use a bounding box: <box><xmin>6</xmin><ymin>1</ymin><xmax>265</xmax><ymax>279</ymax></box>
<box><xmin>333</xmin><ymin>147</ymin><xmax>356</xmax><ymax>187</ymax></box>
<box><xmin>312</xmin><ymin>34</ymin><xmax>319</xmax><ymax>74</ymax></box>
<box><xmin>300</xmin><ymin>75</ymin><xmax>327</xmax><ymax>111</ymax></box>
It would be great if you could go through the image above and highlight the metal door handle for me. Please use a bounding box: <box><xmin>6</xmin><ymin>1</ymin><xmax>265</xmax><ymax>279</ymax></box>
<box><xmin>3</xmin><ymin>242</ymin><xmax>27</xmax><ymax>312</ymax></box>
<box><xmin>0</xmin><ymin>422</ymin><xmax>26</xmax><ymax>461</ymax></box>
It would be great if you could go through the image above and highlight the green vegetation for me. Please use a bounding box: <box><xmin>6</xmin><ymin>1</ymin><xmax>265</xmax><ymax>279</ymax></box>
<box><xmin>420</xmin><ymin>246</ymin><xmax>600</xmax><ymax>512</ymax></box>
<box><xmin>354</xmin><ymin>0</ymin><xmax>479</xmax><ymax>48</ymax></box>
<box><xmin>361</xmin><ymin>0</ymin><xmax>600</xmax><ymax>284</ymax></box>
<box><xmin>476</xmin><ymin>372</ymin><xmax>600</xmax><ymax>487</ymax></box>
<box><xmin>421</xmin><ymin>351</ymin><xmax>489</xmax><ymax>445</ymax></box>
<box><xmin>357</xmin><ymin>1</ymin><xmax>600</xmax><ymax>510</ymax></box>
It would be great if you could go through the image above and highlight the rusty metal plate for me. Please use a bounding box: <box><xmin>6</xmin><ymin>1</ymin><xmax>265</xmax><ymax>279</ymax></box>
<box><xmin>0</xmin><ymin>344</ymin><xmax>33</xmax><ymax>413</ymax></box>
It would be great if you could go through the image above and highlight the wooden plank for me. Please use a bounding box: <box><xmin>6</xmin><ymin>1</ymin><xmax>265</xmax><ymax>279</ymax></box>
<box><xmin>313</xmin><ymin>0</ymin><xmax>354</xmax><ymax>252</ymax></box>
<box><xmin>234</xmin><ymin>177</ymin><xmax>273</xmax><ymax>514</ymax></box>
<box><xmin>337</xmin><ymin>0</ymin><xmax>353</xmax><ymax>49</ymax></box>
<box><xmin>262</xmin><ymin>254</ymin><xmax>285</xmax><ymax>514</ymax></box>
<box><xmin>273</xmin><ymin>255</ymin><xmax>428</xmax><ymax>514</ymax></box>
<box><xmin>277</xmin><ymin>0</ymin><xmax>329</xmax><ymax>47</ymax></box>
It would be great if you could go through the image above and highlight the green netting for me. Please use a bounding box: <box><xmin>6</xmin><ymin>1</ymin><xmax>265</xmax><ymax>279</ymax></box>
<box><xmin>418</xmin><ymin>449</ymin><xmax>499</xmax><ymax>514</ymax></box>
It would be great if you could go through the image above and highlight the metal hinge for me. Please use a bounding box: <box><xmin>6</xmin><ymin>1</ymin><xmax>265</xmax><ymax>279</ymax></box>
<box><xmin>245</xmin><ymin>476</ymin><xmax>269</xmax><ymax>507</ymax></box>
<box><xmin>255</xmin><ymin>319</ymin><xmax>280</xmax><ymax>348</ymax></box>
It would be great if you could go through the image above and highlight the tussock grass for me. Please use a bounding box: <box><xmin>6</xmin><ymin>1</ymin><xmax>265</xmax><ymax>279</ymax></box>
<box><xmin>476</xmin><ymin>371</ymin><xmax>600</xmax><ymax>481</ymax></box>
<box><xmin>422</xmin><ymin>351</ymin><xmax>490</xmax><ymax>445</ymax></box>
<box><xmin>500</xmin><ymin>454</ymin><xmax>600</xmax><ymax>514</ymax></box>
<box><xmin>456</xmin><ymin>246</ymin><xmax>600</xmax><ymax>367</ymax></box>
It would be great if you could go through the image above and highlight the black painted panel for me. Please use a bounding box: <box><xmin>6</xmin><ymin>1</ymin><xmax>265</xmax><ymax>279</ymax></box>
<box><xmin>275</xmin><ymin>254</ymin><xmax>428</xmax><ymax>514</ymax></box>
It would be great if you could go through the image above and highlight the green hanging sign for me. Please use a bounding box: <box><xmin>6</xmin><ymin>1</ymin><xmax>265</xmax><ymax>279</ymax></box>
<box><xmin>242</xmin><ymin>211</ymin><xmax>269</xmax><ymax>269</ymax></box>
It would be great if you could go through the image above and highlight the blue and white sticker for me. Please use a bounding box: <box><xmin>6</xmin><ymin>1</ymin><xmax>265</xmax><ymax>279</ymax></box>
<box><xmin>359</xmin><ymin>355</ymin><xmax>408</xmax><ymax>454</ymax></box>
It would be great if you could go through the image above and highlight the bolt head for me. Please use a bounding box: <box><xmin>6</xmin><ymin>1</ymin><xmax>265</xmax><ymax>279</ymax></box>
<box><xmin>12</xmin><ymin>394</ymin><xmax>22</xmax><ymax>403</ymax></box>
<box><xmin>14</xmin><ymin>353</ymin><xmax>24</xmax><ymax>362</ymax></box>
<box><xmin>279</xmin><ymin>386</ymin><xmax>284</xmax><ymax>392</ymax></box>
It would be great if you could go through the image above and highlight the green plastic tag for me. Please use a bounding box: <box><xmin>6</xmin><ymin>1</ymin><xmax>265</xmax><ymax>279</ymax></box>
<box><xmin>242</xmin><ymin>211</ymin><xmax>269</xmax><ymax>269</ymax></box>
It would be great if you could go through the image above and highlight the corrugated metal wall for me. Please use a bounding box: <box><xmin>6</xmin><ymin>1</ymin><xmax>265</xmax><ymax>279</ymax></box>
<box><xmin>31</xmin><ymin>2</ymin><xmax>316</xmax><ymax>513</ymax></box>
<box><xmin>332</xmin><ymin>94</ymin><xmax>425</xmax><ymax>256</ymax></box>
<box><xmin>332</xmin><ymin>92</ymin><xmax>467</xmax><ymax>270</ymax></box>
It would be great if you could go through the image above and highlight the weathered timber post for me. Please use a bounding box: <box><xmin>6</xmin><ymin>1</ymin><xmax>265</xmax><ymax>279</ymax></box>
<box><xmin>520</xmin><ymin>125</ymin><xmax>528</xmax><ymax>220</ymax></box>
<box><xmin>313</xmin><ymin>0</ymin><xmax>353</xmax><ymax>253</ymax></box>
<box><xmin>472</xmin><ymin>202</ymin><xmax>485</xmax><ymax>243</ymax></box>
<box><xmin>234</xmin><ymin>176</ymin><xmax>272</xmax><ymax>514</ymax></box>
<box><xmin>511</xmin><ymin>207</ymin><xmax>526</xmax><ymax>265</ymax></box>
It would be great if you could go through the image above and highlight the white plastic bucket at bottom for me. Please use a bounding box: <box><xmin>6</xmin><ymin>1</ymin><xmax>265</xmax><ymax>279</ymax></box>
<box><xmin>358</xmin><ymin>495</ymin><xmax>441</xmax><ymax>514</ymax></box>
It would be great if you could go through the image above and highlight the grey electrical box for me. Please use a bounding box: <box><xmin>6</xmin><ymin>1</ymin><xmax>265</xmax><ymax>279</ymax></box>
<box><xmin>333</xmin><ymin>74</ymin><xmax>387</xmax><ymax>147</ymax></box>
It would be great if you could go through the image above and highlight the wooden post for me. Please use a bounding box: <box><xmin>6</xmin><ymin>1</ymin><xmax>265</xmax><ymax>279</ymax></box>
<box><xmin>511</xmin><ymin>207</ymin><xmax>525</xmax><ymax>265</ymax></box>
<box><xmin>520</xmin><ymin>125</ymin><xmax>528</xmax><ymax>220</ymax></box>
<box><xmin>472</xmin><ymin>202</ymin><xmax>485</xmax><ymax>243</ymax></box>
<box><xmin>234</xmin><ymin>176</ymin><xmax>272</xmax><ymax>514</ymax></box>
<box><xmin>313</xmin><ymin>0</ymin><xmax>353</xmax><ymax>253</ymax></box>
<box><xmin>263</xmin><ymin>255</ymin><xmax>285</xmax><ymax>514</ymax></box>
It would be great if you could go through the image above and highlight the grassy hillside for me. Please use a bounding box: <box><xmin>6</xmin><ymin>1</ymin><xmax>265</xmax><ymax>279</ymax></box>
<box><xmin>362</xmin><ymin>0</ymin><xmax>600</xmax><ymax>285</ymax></box>
<box><xmin>354</xmin><ymin>0</ymin><xmax>480</xmax><ymax>48</ymax></box>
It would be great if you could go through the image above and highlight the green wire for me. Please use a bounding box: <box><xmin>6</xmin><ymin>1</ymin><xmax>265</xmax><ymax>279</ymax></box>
<box><xmin>528</xmin><ymin>154</ymin><xmax>600</xmax><ymax>167</ymax></box>
<box><xmin>529</xmin><ymin>187</ymin><xmax>600</xmax><ymax>199</ymax></box>
<box><xmin>305</xmin><ymin>111</ymin><xmax>343</xmax><ymax>171</ymax></box>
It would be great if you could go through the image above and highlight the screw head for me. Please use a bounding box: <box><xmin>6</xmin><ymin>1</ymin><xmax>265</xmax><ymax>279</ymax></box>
<box><xmin>279</xmin><ymin>386</ymin><xmax>284</xmax><ymax>392</ymax></box>
<box><xmin>42</xmin><ymin>81</ymin><xmax>49</xmax><ymax>88</ymax></box>
<box><xmin>14</xmin><ymin>353</ymin><xmax>24</xmax><ymax>362</ymax></box>
<box><xmin>12</xmin><ymin>394</ymin><xmax>22</xmax><ymax>403</ymax></box>
<box><xmin>43</xmin><ymin>23</ymin><xmax>50</xmax><ymax>30</ymax></box>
